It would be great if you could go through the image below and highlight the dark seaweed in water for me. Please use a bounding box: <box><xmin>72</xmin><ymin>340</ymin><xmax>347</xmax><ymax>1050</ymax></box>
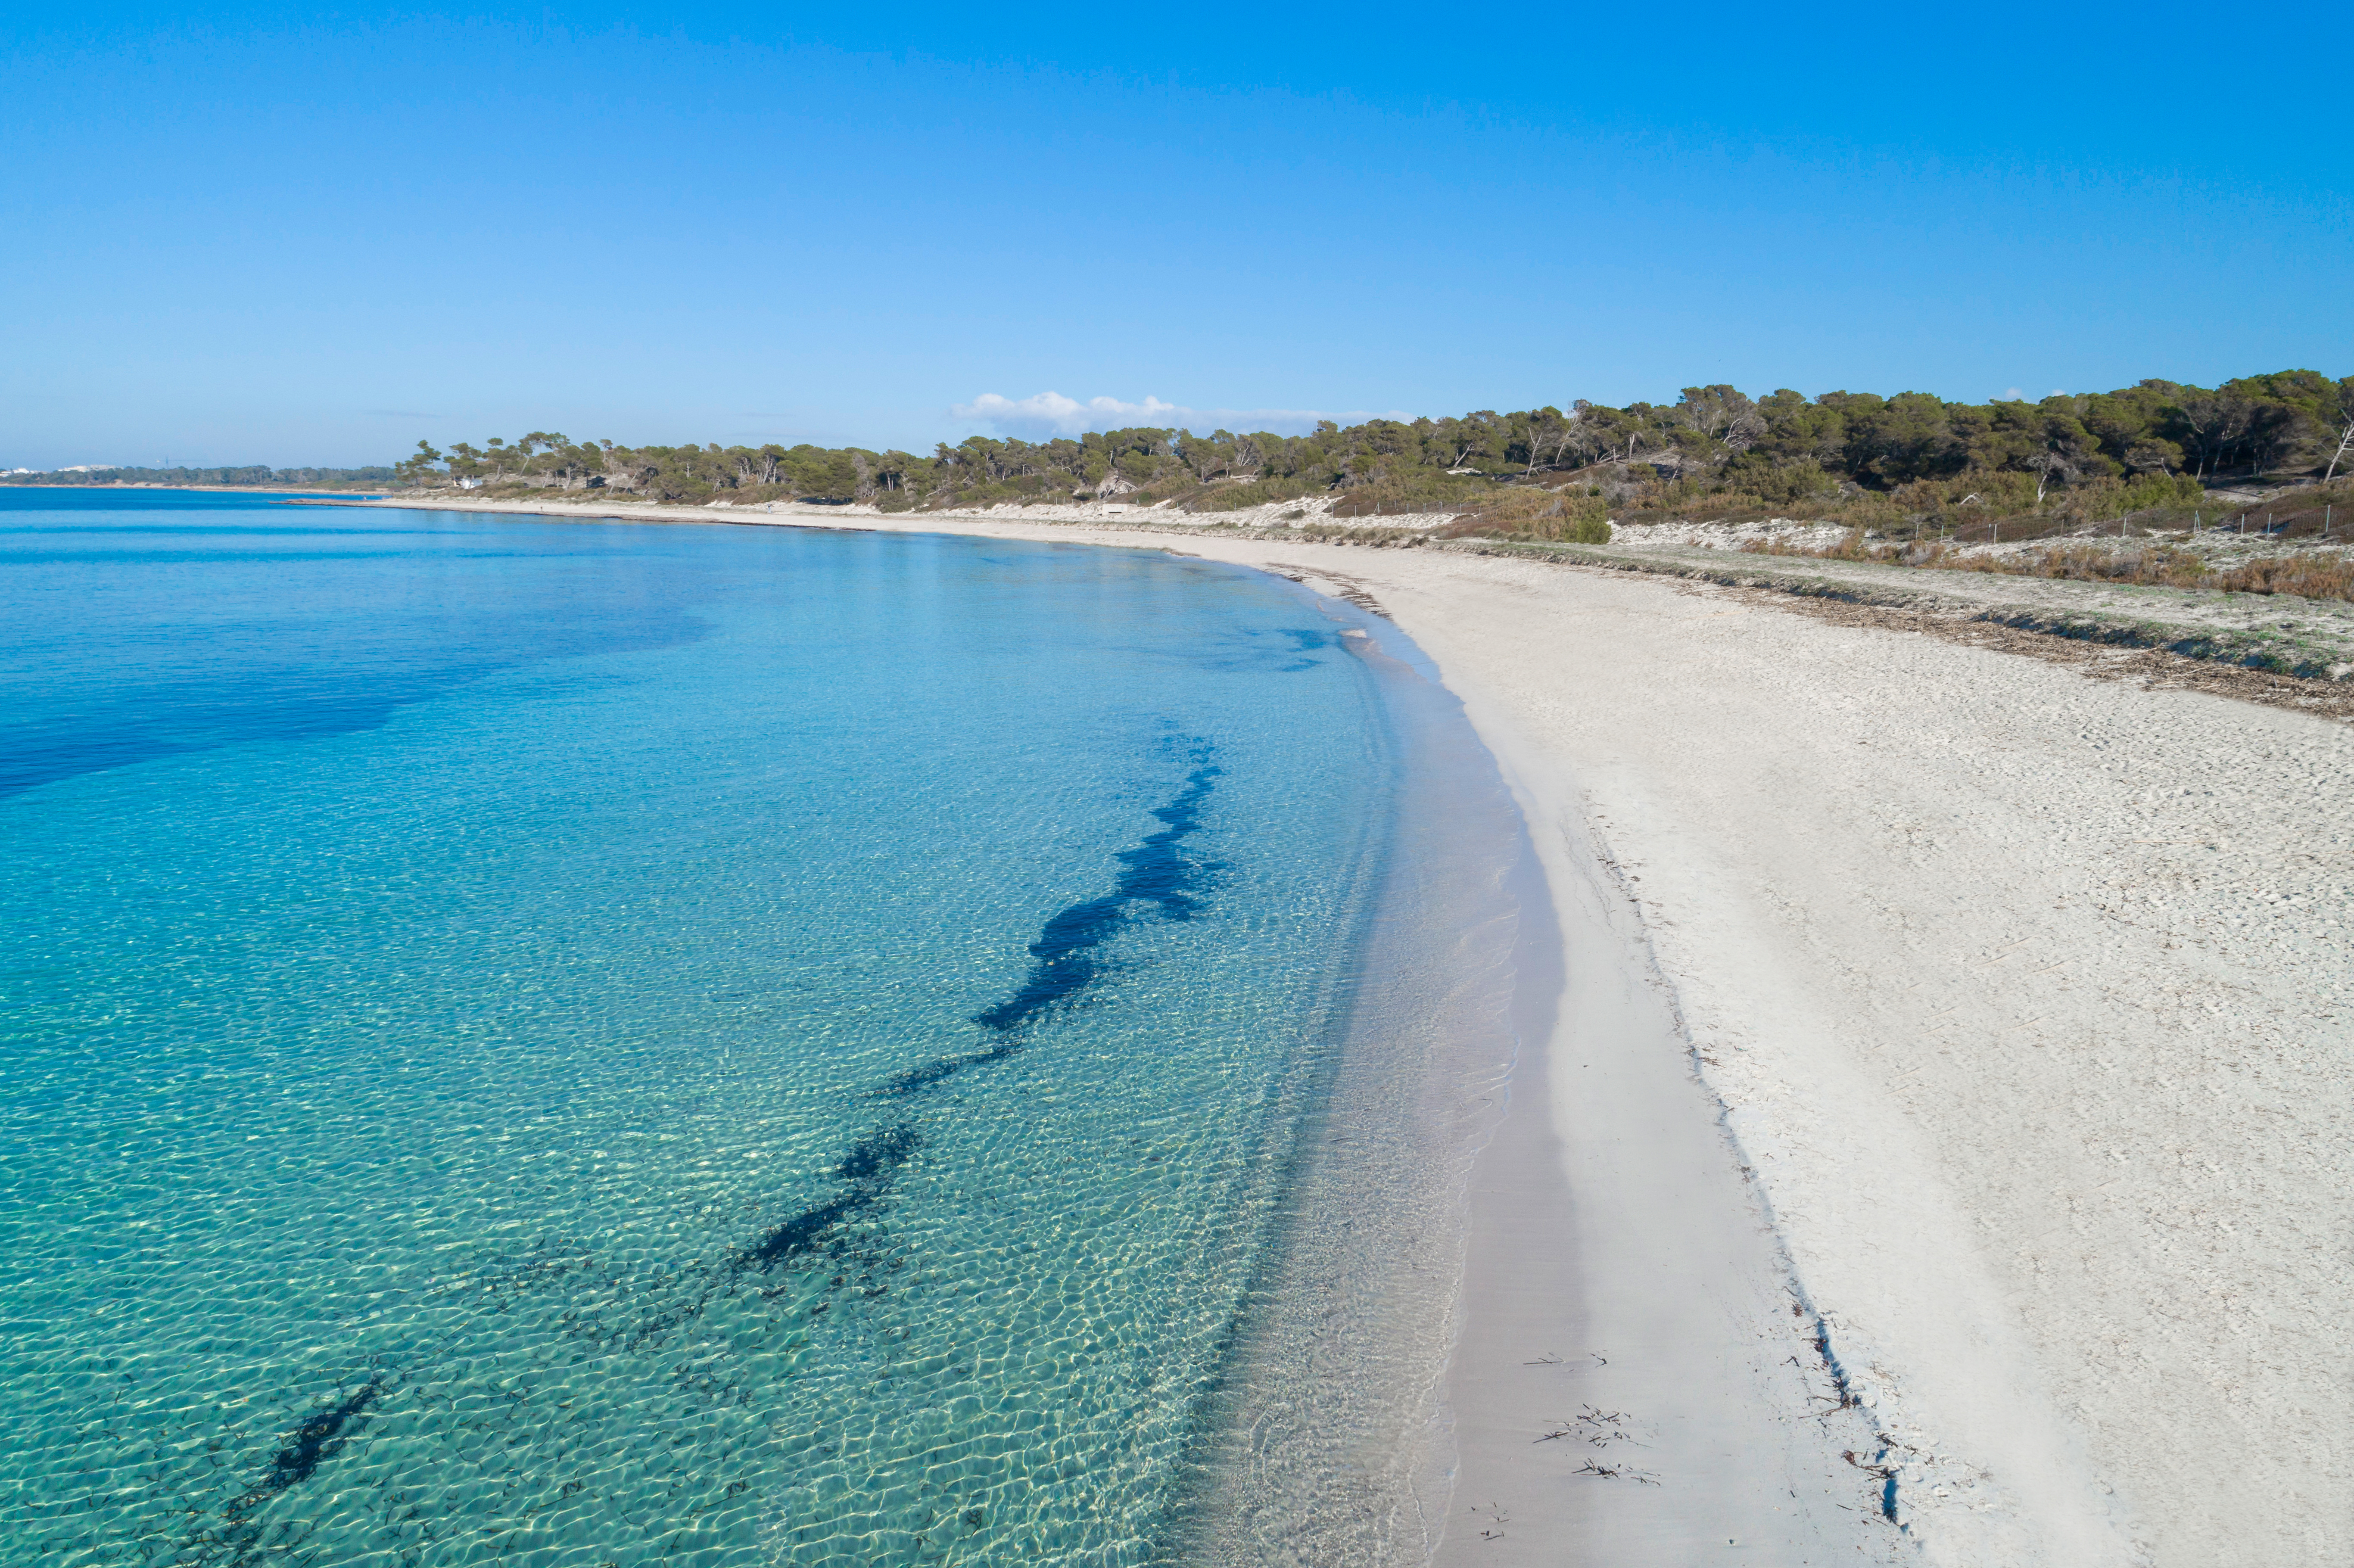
<box><xmin>741</xmin><ymin>1123</ymin><xmax>922</xmax><ymax>1270</ymax></box>
<box><xmin>834</xmin><ymin>1121</ymin><xmax>922</xmax><ymax>1181</ymax></box>
<box><xmin>226</xmin><ymin>1377</ymin><xmax>385</xmax><ymax>1519</ymax></box>
<box><xmin>876</xmin><ymin>1039</ymin><xmax>1020</xmax><ymax>1098</ymax></box>
<box><xmin>741</xmin><ymin>750</ymin><xmax>1221</xmax><ymax>1269</ymax></box>
<box><xmin>973</xmin><ymin>761</ymin><xmax>1219</xmax><ymax>1034</ymax></box>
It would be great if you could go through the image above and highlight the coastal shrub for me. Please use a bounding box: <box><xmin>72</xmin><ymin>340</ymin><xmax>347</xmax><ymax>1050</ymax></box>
<box><xmin>1186</xmin><ymin>475</ymin><xmax>1324</xmax><ymax>512</ymax></box>
<box><xmin>1718</xmin><ymin>454</ymin><xmax>1842</xmax><ymax>507</ymax></box>
<box><xmin>1328</xmin><ymin>469</ymin><xmax>1496</xmax><ymax>517</ymax></box>
<box><xmin>1547</xmin><ymin>494</ymin><xmax>1614</xmax><ymax>543</ymax></box>
<box><xmin>2117</xmin><ymin>472</ymin><xmax>2209</xmax><ymax>513</ymax></box>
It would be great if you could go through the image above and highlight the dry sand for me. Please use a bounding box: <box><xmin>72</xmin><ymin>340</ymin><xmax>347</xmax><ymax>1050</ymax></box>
<box><xmin>343</xmin><ymin>498</ymin><xmax>2353</xmax><ymax>1565</ymax></box>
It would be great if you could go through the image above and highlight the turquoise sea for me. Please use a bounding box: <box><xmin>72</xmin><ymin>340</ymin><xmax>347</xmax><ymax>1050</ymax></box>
<box><xmin>1</xmin><ymin>492</ymin><xmax>1527</xmax><ymax>1566</ymax></box>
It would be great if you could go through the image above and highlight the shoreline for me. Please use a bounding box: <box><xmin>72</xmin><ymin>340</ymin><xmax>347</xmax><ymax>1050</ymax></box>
<box><xmin>316</xmin><ymin>495</ymin><xmax>2348</xmax><ymax>1565</ymax></box>
<box><xmin>1175</xmin><ymin>589</ymin><xmax>1529</xmax><ymax>1562</ymax></box>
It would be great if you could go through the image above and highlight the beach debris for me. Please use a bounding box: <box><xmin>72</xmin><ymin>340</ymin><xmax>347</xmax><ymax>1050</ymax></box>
<box><xmin>1536</xmin><ymin>1404</ymin><xmax>1650</xmax><ymax>1450</ymax></box>
<box><xmin>1580</xmin><ymin>1460</ymin><xmax>1656</xmax><ymax>1484</ymax></box>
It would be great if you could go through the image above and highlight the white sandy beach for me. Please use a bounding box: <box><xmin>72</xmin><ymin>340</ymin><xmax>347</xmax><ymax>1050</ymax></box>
<box><xmin>351</xmin><ymin>497</ymin><xmax>2350</xmax><ymax>1565</ymax></box>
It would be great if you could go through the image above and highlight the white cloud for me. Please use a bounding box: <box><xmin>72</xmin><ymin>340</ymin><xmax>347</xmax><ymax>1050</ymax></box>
<box><xmin>951</xmin><ymin>391</ymin><xmax>1396</xmax><ymax>439</ymax></box>
<box><xmin>952</xmin><ymin>392</ymin><xmax>1176</xmax><ymax>436</ymax></box>
<box><xmin>2003</xmin><ymin>387</ymin><xmax>2024</xmax><ymax>401</ymax></box>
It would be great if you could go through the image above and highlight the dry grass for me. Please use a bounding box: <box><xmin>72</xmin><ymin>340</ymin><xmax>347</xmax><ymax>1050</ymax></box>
<box><xmin>1741</xmin><ymin>535</ymin><xmax>2354</xmax><ymax>604</ymax></box>
<box><xmin>1713</xmin><ymin>585</ymin><xmax>2354</xmax><ymax>720</ymax></box>
<box><xmin>2208</xmin><ymin>554</ymin><xmax>2354</xmax><ymax>599</ymax></box>
<box><xmin>1432</xmin><ymin>487</ymin><xmax>1612</xmax><ymax>542</ymax></box>
<box><xmin>1614</xmin><ymin>473</ymin><xmax>2354</xmax><ymax>547</ymax></box>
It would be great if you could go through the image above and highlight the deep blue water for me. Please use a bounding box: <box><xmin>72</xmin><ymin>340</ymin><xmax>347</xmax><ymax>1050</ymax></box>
<box><xmin>0</xmin><ymin>492</ymin><xmax>1429</xmax><ymax>1565</ymax></box>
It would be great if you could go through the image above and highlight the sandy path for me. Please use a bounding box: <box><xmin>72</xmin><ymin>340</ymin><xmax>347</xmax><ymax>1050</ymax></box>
<box><xmin>340</xmin><ymin>500</ymin><xmax>2353</xmax><ymax>1564</ymax></box>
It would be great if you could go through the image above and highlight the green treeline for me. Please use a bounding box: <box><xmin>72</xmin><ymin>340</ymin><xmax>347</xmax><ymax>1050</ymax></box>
<box><xmin>11</xmin><ymin>370</ymin><xmax>2349</xmax><ymax>523</ymax></box>
<box><xmin>383</xmin><ymin>369</ymin><xmax>2354</xmax><ymax>522</ymax></box>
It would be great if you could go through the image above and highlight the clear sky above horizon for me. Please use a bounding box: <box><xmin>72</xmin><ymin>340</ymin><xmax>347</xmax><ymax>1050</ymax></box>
<box><xmin>2</xmin><ymin>2</ymin><xmax>2345</xmax><ymax>468</ymax></box>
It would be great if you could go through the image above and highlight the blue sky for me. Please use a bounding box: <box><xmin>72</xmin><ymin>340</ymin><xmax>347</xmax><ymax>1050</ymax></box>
<box><xmin>2</xmin><ymin>2</ymin><xmax>2344</xmax><ymax>467</ymax></box>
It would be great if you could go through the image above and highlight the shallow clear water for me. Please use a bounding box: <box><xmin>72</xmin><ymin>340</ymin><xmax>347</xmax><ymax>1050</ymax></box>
<box><xmin>0</xmin><ymin>493</ymin><xmax>1509</xmax><ymax>1565</ymax></box>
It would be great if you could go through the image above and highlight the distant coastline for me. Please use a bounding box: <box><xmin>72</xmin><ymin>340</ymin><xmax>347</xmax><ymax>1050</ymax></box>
<box><xmin>0</xmin><ymin>481</ymin><xmax>384</xmax><ymax>495</ymax></box>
